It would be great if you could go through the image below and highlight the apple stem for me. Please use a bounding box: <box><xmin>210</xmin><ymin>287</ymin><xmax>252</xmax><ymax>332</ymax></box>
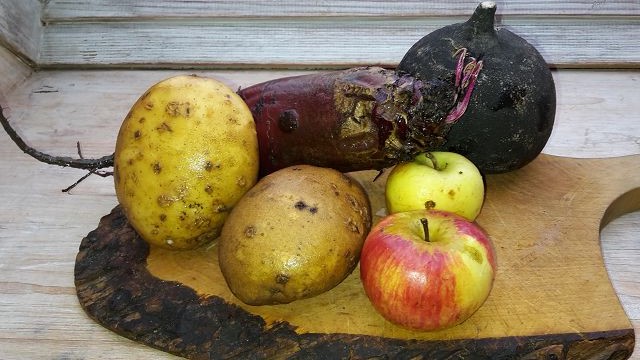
<box><xmin>420</xmin><ymin>218</ymin><xmax>430</xmax><ymax>242</ymax></box>
<box><xmin>425</xmin><ymin>152</ymin><xmax>439</xmax><ymax>170</ymax></box>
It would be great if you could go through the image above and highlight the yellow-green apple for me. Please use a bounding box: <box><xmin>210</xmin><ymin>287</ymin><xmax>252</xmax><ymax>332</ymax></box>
<box><xmin>385</xmin><ymin>152</ymin><xmax>484</xmax><ymax>221</ymax></box>
<box><xmin>359</xmin><ymin>209</ymin><xmax>496</xmax><ymax>331</ymax></box>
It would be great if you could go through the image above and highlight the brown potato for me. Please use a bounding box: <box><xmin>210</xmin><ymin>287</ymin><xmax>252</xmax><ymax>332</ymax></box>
<box><xmin>218</xmin><ymin>165</ymin><xmax>371</xmax><ymax>305</ymax></box>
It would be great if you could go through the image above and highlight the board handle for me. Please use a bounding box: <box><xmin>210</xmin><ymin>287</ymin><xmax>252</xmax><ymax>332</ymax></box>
<box><xmin>601</xmin><ymin>187</ymin><xmax>640</xmax><ymax>229</ymax></box>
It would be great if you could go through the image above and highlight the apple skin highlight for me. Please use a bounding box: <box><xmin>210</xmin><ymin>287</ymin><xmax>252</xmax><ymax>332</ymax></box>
<box><xmin>359</xmin><ymin>210</ymin><xmax>496</xmax><ymax>331</ymax></box>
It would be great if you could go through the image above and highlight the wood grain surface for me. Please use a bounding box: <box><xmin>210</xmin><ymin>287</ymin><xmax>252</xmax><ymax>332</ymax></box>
<box><xmin>0</xmin><ymin>69</ymin><xmax>639</xmax><ymax>359</ymax></box>
<box><xmin>145</xmin><ymin>154</ymin><xmax>640</xmax><ymax>342</ymax></box>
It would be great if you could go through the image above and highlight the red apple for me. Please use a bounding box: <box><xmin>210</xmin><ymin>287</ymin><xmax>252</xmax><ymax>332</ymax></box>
<box><xmin>359</xmin><ymin>209</ymin><xmax>496</xmax><ymax>331</ymax></box>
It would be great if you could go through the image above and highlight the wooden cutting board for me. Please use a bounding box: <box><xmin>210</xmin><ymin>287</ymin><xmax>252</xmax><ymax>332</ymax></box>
<box><xmin>74</xmin><ymin>154</ymin><xmax>639</xmax><ymax>359</ymax></box>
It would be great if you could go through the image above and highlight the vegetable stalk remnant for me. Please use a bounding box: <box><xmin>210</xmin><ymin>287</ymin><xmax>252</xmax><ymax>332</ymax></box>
<box><xmin>239</xmin><ymin>49</ymin><xmax>482</xmax><ymax>175</ymax></box>
<box><xmin>0</xmin><ymin>105</ymin><xmax>114</xmax><ymax>191</ymax></box>
<box><xmin>0</xmin><ymin>106</ymin><xmax>114</xmax><ymax>171</ymax></box>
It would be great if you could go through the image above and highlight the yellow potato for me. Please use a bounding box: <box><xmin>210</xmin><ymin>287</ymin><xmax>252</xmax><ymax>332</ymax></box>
<box><xmin>114</xmin><ymin>75</ymin><xmax>259</xmax><ymax>249</ymax></box>
<box><xmin>218</xmin><ymin>165</ymin><xmax>372</xmax><ymax>305</ymax></box>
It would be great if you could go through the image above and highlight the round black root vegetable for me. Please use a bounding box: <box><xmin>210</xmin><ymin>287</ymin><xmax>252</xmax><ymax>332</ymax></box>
<box><xmin>398</xmin><ymin>1</ymin><xmax>556</xmax><ymax>173</ymax></box>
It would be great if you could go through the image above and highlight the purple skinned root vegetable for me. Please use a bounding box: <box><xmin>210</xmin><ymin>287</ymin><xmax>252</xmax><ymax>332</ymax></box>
<box><xmin>238</xmin><ymin>50</ymin><xmax>482</xmax><ymax>176</ymax></box>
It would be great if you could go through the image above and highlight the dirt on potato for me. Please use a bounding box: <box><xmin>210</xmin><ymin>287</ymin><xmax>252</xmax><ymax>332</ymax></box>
<box><xmin>218</xmin><ymin>165</ymin><xmax>372</xmax><ymax>305</ymax></box>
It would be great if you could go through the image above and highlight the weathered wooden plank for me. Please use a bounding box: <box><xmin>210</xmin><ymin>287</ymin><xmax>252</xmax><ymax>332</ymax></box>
<box><xmin>0</xmin><ymin>0</ymin><xmax>42</xmax><ymax>65</ymax></box>
<box><xmin>544</xmin><ymin>70</ymin><xmax>640</xmax><ymax>159</ymax></box>
<box><xmin>38</xmin><ymin>17</ymin><xmax>640</xmax><ymax>68</ymax></box>
<box><xmin>42</xmin><ymin>0</ymin><xmax>640</xmax><ymax>19</ymax></box>
<box><xmin>0</xmin><ymin>47</ymin><xmax>32</xmax><ymax>97</ymax></box>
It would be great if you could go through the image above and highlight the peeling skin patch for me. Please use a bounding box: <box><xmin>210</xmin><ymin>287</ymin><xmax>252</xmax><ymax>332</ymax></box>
<box><xmin>156</xmin><ymin>122</ymin><xmax>172</xmax><ymax>132</ymax></box>
<box><xmin>152</xmin><ymin>162</ymin><xmax>162</xmax><ymax>174</ymax></box>
<box><xmin>127</xmin><ymin>172</ymin><xmax>138</xmax><ymax>185</ymax></box>
<box><xmin>157</xmin><ymin>194</ymin><xmax>176</xmax><ymax>207</ymax></box>
<box><xmin>166</xmin><ymin>101</ymin><xmax>192</xmax><ymax>117</ymax></box>
<box><xmin>345</xmin><ymin>194</ymin><xmax>361</xmax><ymax>212</ymax></box>
<box><xmin>212</xmin><ymin>200</ymin><xmax>228</xmax><ymax>213</ymax></box>
<box><xmin>345</xmin><ymin>218</ymin><xmax>360</xmax><ymax>234</ymax></box>
<box><xmin>275</xmin><ymin>273</ymin><xmax>289</xmax><ymax>285</ymax></box>
<box><xmin>245</xmin><ymin>225</ymin><xmax>257</xmax><ymax>238</ymax></box>
<box><xmin>236</xmin><ymin>176</ymin><xmax>247</xmax><ymax>188</ymax></box>
<box><xmin>188</xmin><ymin>203</ymin><xmax>203</xmax><ymax>210</ymax></box>
<box><xmin>331</xmin><ymin>183</ymin><xmax>340</xmax><ymax>196</ymax></box>
<box><xmin>194</xmin><ymin>216</ymin><xmax>211</xmax><ymax>229</ymax></box>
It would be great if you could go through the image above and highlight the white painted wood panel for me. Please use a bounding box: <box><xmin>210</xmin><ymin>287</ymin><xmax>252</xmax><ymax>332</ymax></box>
<box><xmin>0</xmin><ymin>47</ymin><xmax>32</xmax><ymax>97</ymax></box>
<box><xmin>38</xmin><ymin>16</ymin><xmax>640</xmax><ymax>68</ymax></box>
<box><xmin>42</xmin><ymin>0</ymin><xmax>640</xmax><ymax>19</ymax></box>
<box><xmin>0</xmin><ymin>0</ymin><xmax>42</xmax><ymax>65</ymax></box>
